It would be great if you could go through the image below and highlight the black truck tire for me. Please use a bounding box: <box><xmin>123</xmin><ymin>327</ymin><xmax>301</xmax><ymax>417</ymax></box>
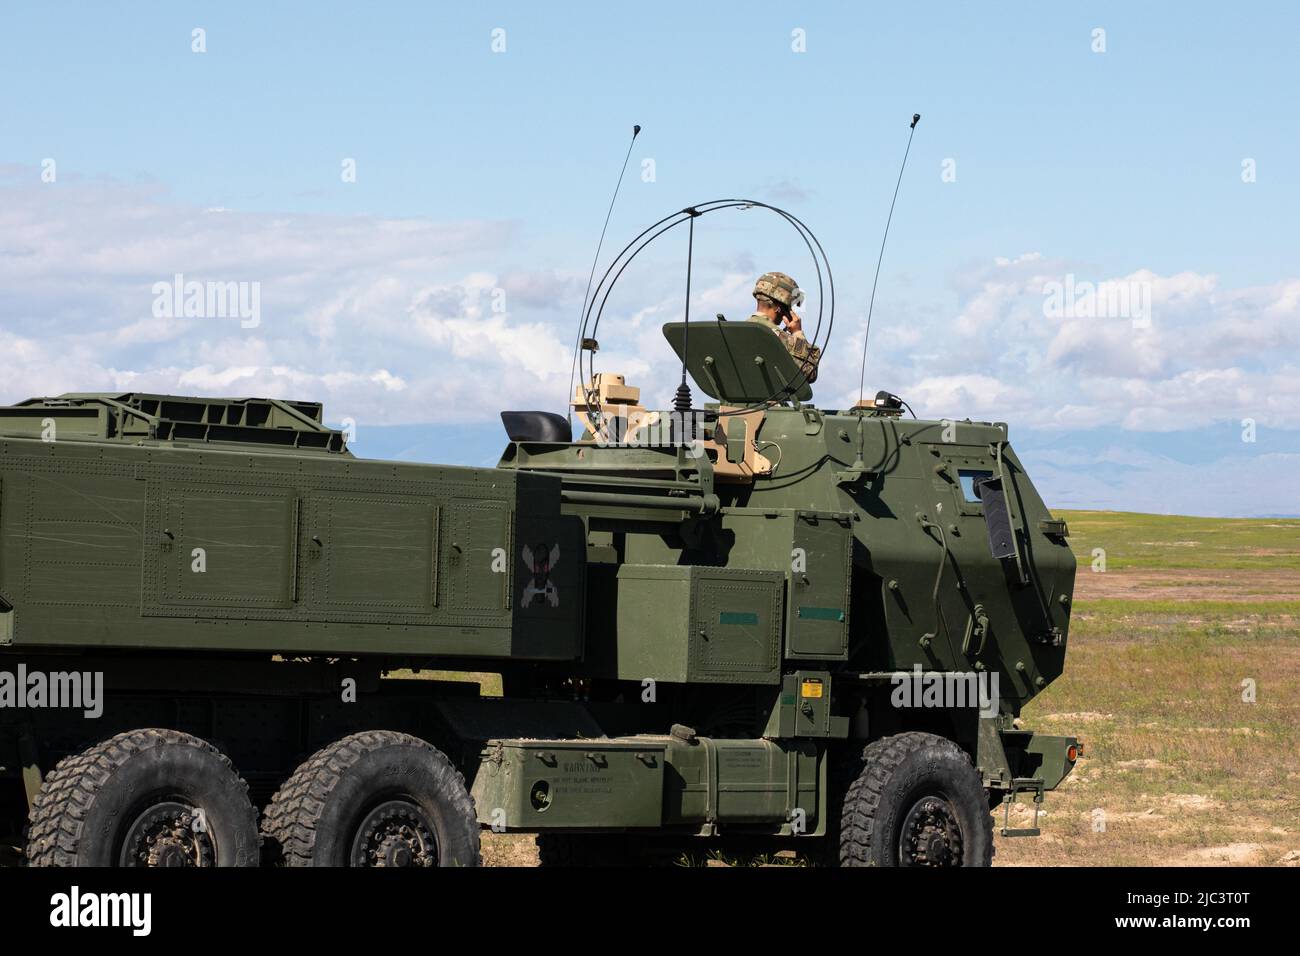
<box><xmin>263</xmin><ymin>730</ymin><xmax>480</xmax><ymax>867</ymax></box>
<box><xmin>839</xmin><ymin>731</ymin><xmax>993</xmax><ymax>867</ymax></box>
<box><xmin>26</xmin><ymin>728</ymin><xmax>260</xmax><ymax>867</ymax></box>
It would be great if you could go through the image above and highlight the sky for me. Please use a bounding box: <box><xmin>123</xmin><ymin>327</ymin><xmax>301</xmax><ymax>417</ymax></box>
<box><xmin>1</xmin><ymin>1</ymin><xmax>1297</xmax><ymax>516</ymax></box>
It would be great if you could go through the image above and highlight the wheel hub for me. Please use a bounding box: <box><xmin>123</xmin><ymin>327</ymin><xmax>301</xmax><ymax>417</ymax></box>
<box><xmin>121</xmin><ymin>801</ymin><xmax>215</xmax><ymax>867</ymax></box>
<box><xmin>350</xmin><ymin>800</ymin><xmax>438</xmax><ymax>867</ymax></box>
<box><xmin>899</xmin><ymin>795</ymin><xmax>963</xmax><ymax>867</ymax></box>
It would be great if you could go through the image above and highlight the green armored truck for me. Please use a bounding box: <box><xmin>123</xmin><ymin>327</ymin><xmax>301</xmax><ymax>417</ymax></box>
<box><xmin>0</xmin><ymin>211</ymin><xmax>1080</xmax><ymax>867</ymax></box>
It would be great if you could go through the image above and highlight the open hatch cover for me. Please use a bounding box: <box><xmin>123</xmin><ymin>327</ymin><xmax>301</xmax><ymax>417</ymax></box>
<box><xmin>662</xmin><ymin>319</ymin><xmax>813</xmax><ymax>404</ymax></box>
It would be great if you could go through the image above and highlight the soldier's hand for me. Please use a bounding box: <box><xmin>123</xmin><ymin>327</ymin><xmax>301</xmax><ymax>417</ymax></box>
<box><xmin>784</xmin><ymin>312</ymin><xmax>803</xmax><ymax>334</ymax></box>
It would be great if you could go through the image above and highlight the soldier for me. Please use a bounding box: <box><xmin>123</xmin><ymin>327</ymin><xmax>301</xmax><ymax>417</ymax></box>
<box><xmin>747</xmin><ymin>271</ymin><xmax>821</xmax><ymax>384</ymax></box>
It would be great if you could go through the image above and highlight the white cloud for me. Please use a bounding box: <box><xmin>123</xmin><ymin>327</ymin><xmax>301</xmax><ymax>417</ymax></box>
<box><xmin>865</xmin><ymin>253</ymin><xmax>1300</xmax><ymax>431</ymax></box>
<box><xmin>0</xmin><ymin>168</ymin><xmax>594</xmax><ymax>423</ymax></box>
<box><xmin>905</xmin><ymin>374</ymin><xmax>1032</xmax><ymax>416</ymax></box>
<box><xmin>4</xmin><ymin>165</ymin><xmax>1299</xmax><ymax>486</ymax></box>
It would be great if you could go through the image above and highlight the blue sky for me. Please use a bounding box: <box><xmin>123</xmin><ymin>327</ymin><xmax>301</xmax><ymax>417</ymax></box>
<box><xmin>2</xmin><ymin>2</ymin><xmax>1298</xmax><ymax>515</ymax></box>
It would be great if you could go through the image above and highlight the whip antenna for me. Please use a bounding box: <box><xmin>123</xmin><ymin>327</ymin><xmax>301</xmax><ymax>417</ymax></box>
<box><xmin>567</xmin><ymin>124</ymin><xmax>641</xmax><ymax>424</ymax></box>
<box><xmin>857</xmin><ymin>112</ymin><xmax>920</xmax><ymax>405</ymax></box>
<box><xmin>673</xmin><ymin>208</ymin><xmax>701</xmax><ymax>442</ymax></box>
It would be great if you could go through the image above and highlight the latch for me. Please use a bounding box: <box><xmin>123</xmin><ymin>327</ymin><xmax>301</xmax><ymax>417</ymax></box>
<box><xmin>961</xmin><ymin>604</ymin><xmax>990</xmax><ymax>657</ymax></box>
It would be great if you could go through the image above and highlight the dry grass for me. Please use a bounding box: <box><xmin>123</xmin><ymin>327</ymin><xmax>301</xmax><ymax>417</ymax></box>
<box><xmin>994</xmin><ymin>511</ymin><xmax>1300</xmax><ymax>866</ymax></box>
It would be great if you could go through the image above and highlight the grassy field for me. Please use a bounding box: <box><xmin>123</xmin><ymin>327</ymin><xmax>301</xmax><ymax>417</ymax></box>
<box><xmin>991</xmin><ymin>511</ymin><xmax>1300</xmax><ymax>866</ymax></box>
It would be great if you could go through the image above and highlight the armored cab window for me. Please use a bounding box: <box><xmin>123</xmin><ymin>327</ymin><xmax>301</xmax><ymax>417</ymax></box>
<box><xmin>959</xmin><ymin>469</ymin><xmax>995</xmax><ymax>504</ymax></box>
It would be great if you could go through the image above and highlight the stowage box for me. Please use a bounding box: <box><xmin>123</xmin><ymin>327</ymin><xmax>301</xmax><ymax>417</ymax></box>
<box><xmin>610</xmin><ymin>564</ymin><xmax>784</xmax><ymax>685</ymax></box>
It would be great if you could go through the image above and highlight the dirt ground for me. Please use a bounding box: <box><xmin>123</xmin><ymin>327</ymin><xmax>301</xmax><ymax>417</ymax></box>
<box><xmin>991</xmin><ymin>511</ymin><xmax>1300</xmax><ymax>867</ymax></box>
<box><xmin>1074</xmin><ymin>567</ymin><xmax>1300</xmax><ymax>603</ymax></box>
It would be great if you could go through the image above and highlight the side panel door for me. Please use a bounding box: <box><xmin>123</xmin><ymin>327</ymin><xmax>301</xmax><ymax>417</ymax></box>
<box><xmin>444</xmin><ymin>499</ymin><xmax>512</xmax><ymax>621</ymax></box>
<box><xmin>308</xmin><ymin>494</ymin><xmax>438</xmax><ymax>618</ymax></box>
<box><xmin>786</xmin><ymin>515</ymin><xmax>852</xmax><ymax>660</ymax></box>
<box><xmin>145</xmin><ymin>484</ymin><xmax>298</xmax><ymax>614</ymax></box>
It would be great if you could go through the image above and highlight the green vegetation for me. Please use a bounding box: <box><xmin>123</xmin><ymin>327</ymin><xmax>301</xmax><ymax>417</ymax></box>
<box><xmin>998</xmin><ymin>511</ymin><xmax>1300</xmax><ymax>866</ymax></box>
<box><xmin>1058</xmin><ymin>510</ymin><xmax>1300</xmax><ymax>571</ymax></box>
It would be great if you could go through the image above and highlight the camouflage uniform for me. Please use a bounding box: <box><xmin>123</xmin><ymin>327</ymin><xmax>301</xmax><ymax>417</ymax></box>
<box><xmin>748</xmin><ymin>272</ymin><xmax>821</xmax><ymax>384</ymax></box>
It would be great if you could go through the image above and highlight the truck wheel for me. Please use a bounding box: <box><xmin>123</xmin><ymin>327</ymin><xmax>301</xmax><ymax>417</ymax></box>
<box><xmin>263</xmin><ymin>730</ymin><xmax>479</xmax><ymax>867</ymax></box>
<box><xmin>25</xmin><ymin>729</ymin><xmax>260</xmax><ymax>867</ymax></box>
<box><xmin>839</xmin><ymin>732</ymin><xmax>993</xmax><ymax>867</ymax></box>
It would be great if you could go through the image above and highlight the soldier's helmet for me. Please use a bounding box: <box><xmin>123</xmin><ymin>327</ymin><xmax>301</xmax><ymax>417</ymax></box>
<box><xmin>753</xmin><ymin>272</ymin><xmax>803</xmax><ymax>310</ymax></box>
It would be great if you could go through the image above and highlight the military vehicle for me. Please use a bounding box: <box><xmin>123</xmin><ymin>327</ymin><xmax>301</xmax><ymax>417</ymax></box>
<box><xmin>0</xmin><ymin>203</ymin><xmax>1079</xmax><ymax>868</ymax></box>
